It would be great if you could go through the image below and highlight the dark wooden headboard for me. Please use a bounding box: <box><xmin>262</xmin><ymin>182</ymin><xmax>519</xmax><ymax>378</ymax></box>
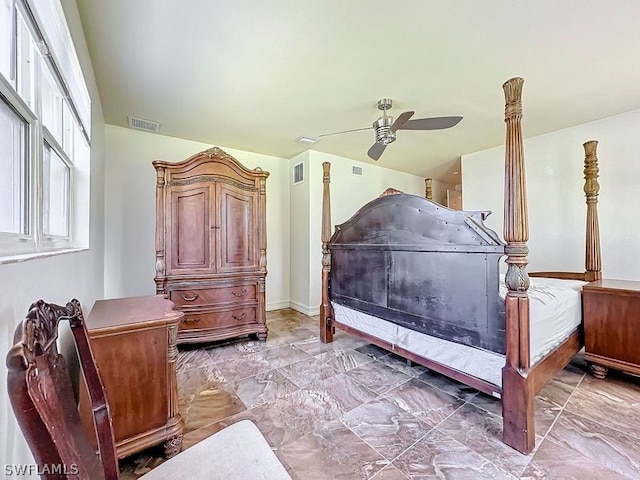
<box><xmin>328</xmin><ymin>191</ymin><xmax>507</xmax><ymax>354</ymax></box>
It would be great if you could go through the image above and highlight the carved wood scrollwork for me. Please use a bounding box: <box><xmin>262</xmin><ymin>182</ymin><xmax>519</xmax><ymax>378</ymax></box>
<box><xmin>502</xmin><ymin>77</ymin><xmax>530</xmax><ymax>297</ymax></box>
<box><xmin>166</xmin><ymin>175</ymin><xmax>259</xmax><ymax>191</ymax></box>
<box><xmin>583</xmin><ymin>140</ymin><xmax>602</xmax><ymax>280</ymax></box>
<box><xmin>378</xmin><ymin>187</ymin><xmax>404</xmax><ymax>198</ymax></box>
<box><xmin>8</xmin><ymin>299</ymin><xmax>83</xmax><ymax>368</ymax></box>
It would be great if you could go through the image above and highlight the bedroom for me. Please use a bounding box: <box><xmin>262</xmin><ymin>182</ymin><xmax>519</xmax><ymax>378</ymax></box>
<box><xmin>1</xmin><ymin>0</ymin><xmax>640</xmax><ymax>479</ymax></box>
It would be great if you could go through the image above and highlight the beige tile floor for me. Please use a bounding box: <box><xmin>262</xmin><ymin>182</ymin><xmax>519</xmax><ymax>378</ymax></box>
<box><xmin>120</xmin><ymin>309</ymin><xmax>640</xmax><ymax>479</ymax></box>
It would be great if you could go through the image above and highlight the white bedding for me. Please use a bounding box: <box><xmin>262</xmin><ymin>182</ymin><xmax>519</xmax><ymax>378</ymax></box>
<box><xmin>332</xmin><ymin>276</ymin><xmax>586</xmax><ymax>387</ymax></box>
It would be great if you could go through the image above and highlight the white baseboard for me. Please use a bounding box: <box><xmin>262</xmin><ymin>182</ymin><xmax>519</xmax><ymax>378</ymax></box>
<box><xmin>266</xmin><ymin>300</ymin><xmax>291</xmax><ymax>311</ymax></box>
<box><xmin>289</xmin><ymin>301</ymin><xmax>320</xmax><ymax>317</ymax></box>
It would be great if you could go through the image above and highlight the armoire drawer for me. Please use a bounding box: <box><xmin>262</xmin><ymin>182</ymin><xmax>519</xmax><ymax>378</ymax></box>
<box><xmin>178</xmin><ymin>306</ymin><xmax>257</xmax><ymax>330</ymax></box>
<box><xmin>171</xmin><ymin>284</ymin><xmax>257</xmax><ymax>307</ymax></box>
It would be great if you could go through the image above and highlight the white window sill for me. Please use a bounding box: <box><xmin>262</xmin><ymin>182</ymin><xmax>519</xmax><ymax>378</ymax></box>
<box><xmin>0</xmin><ymin>248</ymin><xmax>88</xmax><ymax>265</ymax></box>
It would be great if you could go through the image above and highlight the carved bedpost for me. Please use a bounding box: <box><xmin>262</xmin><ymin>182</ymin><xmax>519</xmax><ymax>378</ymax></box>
<box><xmin>154</xmin><ymin>165</ymin><xmax>167</xmax><ymax>295</ymax></box>
<box><xmin>501</xmin><ymin>77</ymin><xmax>535</xmax><ymax>454</ymax></box>
<box><xmin>425</xmin><ymin>178</ymin><xmax>433</xmax><ymax>200</ymax></box>
<box><xmin>320</xmin><ymin>162</ymin><xmax>334</xmax><ymax>343</ymax></box>
<box><xmin>583</xmin><ymin>141</ymin><xmax>602</xmax><ymax>281</ymax></box>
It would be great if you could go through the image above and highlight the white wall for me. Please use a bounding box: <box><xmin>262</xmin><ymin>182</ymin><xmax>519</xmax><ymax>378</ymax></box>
<box><xmin>290</xmin><ymin>151</ymin><xmax>426</xmax><ymax>315</ymax></box>
<box><xmin>463</xmin><ymin>109</ymin><xmax>640</xmax><ymax>281</ymax></box>
<box><xmin>0</xmin><ymin>0</ymin><xmax>106</xmax><ymax>474</ymax></box>
<box><xmin>430</xmin><ymin>178</ymin><xmax>456</xmax><ymax>206</ymax></box>
<box><xmin>288</xmin><ymin>152</ymin><xmax>311</xmax><ymax>311</ymax></box>
<box><xmin>104</xmin><ymin>126</ymin><xmax>291</xmax><ymax>310</ymax></box>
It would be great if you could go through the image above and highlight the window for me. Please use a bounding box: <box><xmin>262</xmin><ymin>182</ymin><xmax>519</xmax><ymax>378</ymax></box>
<box><xmin>43</xmin><ymin>140</ymin><xmax>70</xmax><ymax>238</ymax></box>
<box><xmin>0</xmin><ymin>0</ymin><xmax>13</xmax><ymax>80</ymax></box>
<box><xmin>16</xmin><ymin>7</ymin><xmax>37</xmax><ymax>111</ymax></box>
<box><xmin>0</xmin><ymin>97</ymin><xmax>28</xmax><ymax>236</ymax></box>
<box><xmin>0</xmin><ymin>0</ymin><xmax>90</xmax><ymax>258</ymax></box>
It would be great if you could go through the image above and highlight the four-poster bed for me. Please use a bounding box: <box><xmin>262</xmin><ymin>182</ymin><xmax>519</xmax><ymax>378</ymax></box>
<box><xmin>319</xmin><ymin>77</ymin><xmax>602</xmax><ymax>454</ymax></box>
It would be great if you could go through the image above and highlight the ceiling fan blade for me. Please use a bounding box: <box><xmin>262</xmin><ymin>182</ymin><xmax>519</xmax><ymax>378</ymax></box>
<box><xmin>367</xmin><ymin>142</ymin><xmax>386</xmax><ymax>161</ymax></box>
<box><xmin>390</xmin><ymin>111</ymin><xmax>415</xmax><ymax>133</ymax></box>
<box><xmin>319</xmin><ymin>126</ymin><xmax>372</xmax><ymax>137</ymax></box>
<box><xmin>400</xmin><ymin>116</ymin><xmax>463</xmax><ymax>130</ymax></box>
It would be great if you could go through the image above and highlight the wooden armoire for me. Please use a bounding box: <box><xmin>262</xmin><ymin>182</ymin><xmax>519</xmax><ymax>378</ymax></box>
<box><xmin>153</xmin><ymin>147</ymin><xmax>269</xmax><ymax>344</ymax></box>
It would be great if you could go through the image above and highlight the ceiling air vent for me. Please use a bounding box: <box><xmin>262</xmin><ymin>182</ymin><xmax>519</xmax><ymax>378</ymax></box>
<box><xmin>352</xmin><ymin>165</ymin><xmax>363</xmax><ymax>176</ymax></box>
<box><xmin>127</xmin><ymin>116</ymin><xmax>160</xmax><ymax>133</ymax></box>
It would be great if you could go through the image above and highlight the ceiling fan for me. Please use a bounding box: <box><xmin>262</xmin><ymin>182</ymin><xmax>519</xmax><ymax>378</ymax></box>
<box><xmin>319</xmin><ymin>99</ymin><xmax>463</xmax><ymax>160</ymax></box>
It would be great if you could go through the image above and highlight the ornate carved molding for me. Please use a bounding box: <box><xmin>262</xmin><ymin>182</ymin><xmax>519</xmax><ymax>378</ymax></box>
<box><xmin>379</xmin><ymin>187</ymin><xmax>404</xmax><ymax>197</ymax></box>
<box><xmin>167</xmin><ymin>323</ymin><xmax>178</xmax><ymax>362</ymax></box>
<box><xmin>162</xmin><ymin>434</ymin><xmax>184</xmax><ymax>458</ymax></box>
<box><xmin>8</xmin><ymin>299</ymin><xmax>83</xmax><ymax>368</ymax></box>
<box><xmin>502</xmin><ymin>77</ymin><xmax>530</xmax><ymax>295</ymax></box>
<box><xmin>583</xmin><ymin>140</ymin><xmax>602</xmax><ymax>278</ymax></box>
<box><xmin>156</xmin><ymin>168</ymin><xmax>165</xmax><ymax>187</ymax></box>
<box><xmin>166</xmin><ymin>175</ymin><xmax>258</xmax><ymax>191</ymax></box>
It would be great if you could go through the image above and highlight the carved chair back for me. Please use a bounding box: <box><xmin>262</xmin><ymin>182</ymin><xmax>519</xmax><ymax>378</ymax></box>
<box><xmin>6</xmin><ymin>299</ymin><xmax>119</xmax><ymax>480</ymax></box>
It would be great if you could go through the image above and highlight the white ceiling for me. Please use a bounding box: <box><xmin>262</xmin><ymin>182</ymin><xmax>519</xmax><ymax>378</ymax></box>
<box><xmin>76</xmin><ymin>0</ymin><xmax>640</xmax><ymax>183</ymax></box>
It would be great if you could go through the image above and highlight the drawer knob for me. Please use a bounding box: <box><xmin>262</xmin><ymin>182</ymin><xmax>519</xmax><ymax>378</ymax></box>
<box><xmin>181</xmin><ymin>293</ymin><xmax>200</xmax><ymax>302</ymax></box>
<box><xmin>232</xmin><ymin>313</ymin><xmax>246</xmax><ymax>321</ymax></box>
<box><xmin>232</xmin><ymin>289</ymin><xmax>247</xmax><ymax>297</ymax></box>
<box><xmin>182</xmin><ymin>317</ymin><xmax>200</xmax><ymax>324</ymax></box>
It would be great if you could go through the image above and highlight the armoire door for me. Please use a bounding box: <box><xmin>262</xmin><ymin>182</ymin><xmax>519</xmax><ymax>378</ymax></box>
<box><xmin>168</xmin><ymin>185</ymin><xmax>215</xmax><ymax>274</ymax></box>
<box><xmin>216</xmin><ymin>183</ymin><xmax>258</xmax><ymax>272</ymax></box>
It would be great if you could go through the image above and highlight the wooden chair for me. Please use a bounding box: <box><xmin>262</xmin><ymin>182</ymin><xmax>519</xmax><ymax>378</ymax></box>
<box><xmin>6</xmin><ymin>299</ymin><xmax>292</xmax><ymax>480</ymax></box>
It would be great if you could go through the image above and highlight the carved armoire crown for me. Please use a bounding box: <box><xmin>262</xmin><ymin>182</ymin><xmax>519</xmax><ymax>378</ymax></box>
<box><xmin>153</xmin><ymin>147</ymin><xmax>269</xmax><ymax>344</ymax></box>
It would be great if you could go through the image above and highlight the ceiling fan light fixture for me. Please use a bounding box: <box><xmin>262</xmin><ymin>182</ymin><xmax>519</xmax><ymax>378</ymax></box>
<box><xmin>373</xmin><ymin>116</ymin><xmax>395</xmax><ymax>144</ymax></box>
<box><xmin>378</xmin><ymin>133</ymin><xmax>396</xmax><ymax>145</ymax></box>
<box><xmin>318</xmin><ymin>97</ymin><xmax>463</xmax><ymax>161</ymax></box>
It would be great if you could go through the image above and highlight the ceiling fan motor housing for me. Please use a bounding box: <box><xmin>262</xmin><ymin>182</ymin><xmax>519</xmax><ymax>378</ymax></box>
<box><xmin>373</xmin><ymin>116</ymin><xmax>396</xmax><ymax>144</ymax></box>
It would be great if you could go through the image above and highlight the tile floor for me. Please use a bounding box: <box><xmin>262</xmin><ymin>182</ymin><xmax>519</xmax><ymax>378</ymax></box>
<box><xmin>120</xmin><ymin>309</ymin><xmax>640</xmax><ymax>479</ymax></box>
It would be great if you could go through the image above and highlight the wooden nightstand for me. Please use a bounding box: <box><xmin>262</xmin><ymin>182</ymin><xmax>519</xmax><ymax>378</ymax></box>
<box><xmin>79</xmin><ymin>295</ymin><xmax>185</xmax><ymax>458</ymax></box>
<box><xmin>582</xmin><ymin>279</ymin><xmax>640</xmax><ymax>378</ymax></box>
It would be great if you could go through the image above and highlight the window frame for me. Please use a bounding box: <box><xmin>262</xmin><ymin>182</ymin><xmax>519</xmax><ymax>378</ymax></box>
<box><xmin>41</xmin><ymin>127</ymin><xmax>73</xmax><ymax>248</ymax></box>
<box><xmin>0</xmin><ymin>0</ymin><xmax>89</xmax><ymax>260</ymax></box>
<box><xmin>0</xmin><ymin>76</ymin><xmax>37</xmax><ymax>255</ymax></box>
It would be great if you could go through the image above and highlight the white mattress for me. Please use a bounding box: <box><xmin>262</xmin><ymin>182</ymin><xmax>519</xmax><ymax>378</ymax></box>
<box><xmin>333</xmin><ymin>276</ymin><xmax>586</xmax><ymax>388</ymax></box>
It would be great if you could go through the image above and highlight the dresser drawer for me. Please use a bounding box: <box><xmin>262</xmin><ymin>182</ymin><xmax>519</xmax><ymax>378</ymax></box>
<box><xmin>171</xmin><ymin>283</ymin><xmax>256</xmax><ymax>307</ymax></box>
<box><xmin>178</xmin><ymin>306</ymin><xmax>257</xmax><ymax>330</ymax></box>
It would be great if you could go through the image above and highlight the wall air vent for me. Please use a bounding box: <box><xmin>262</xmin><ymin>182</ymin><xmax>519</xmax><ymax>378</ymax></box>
<box><xmin>127</xmin><ymin>116</ymin><xmax>160</xmax><ymax>133</ymax></box>
<box><xmin>293</xmin><ymin>162</ymin><xmax>304</xmax><ymax>185</ymax></box>
<box><xmin>352</xmin><ymin>165</ymin><xmax>363</xmax><ymax>176</ymax></box>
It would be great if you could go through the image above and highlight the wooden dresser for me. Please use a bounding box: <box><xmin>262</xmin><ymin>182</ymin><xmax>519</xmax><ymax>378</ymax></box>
<box><xmin>153</xmin><ymin>147</ymin><xmax>269</xmax><ymax>344</ymax></box>
<box><xmin>582</xmin><ymin>279</ymin><xmax>640</xmax><ymax>378</ymax></box>
<box><xmin>79</xmin><ymin>296</ymin><xmax>184</xmax><ymax>458</ymax></box>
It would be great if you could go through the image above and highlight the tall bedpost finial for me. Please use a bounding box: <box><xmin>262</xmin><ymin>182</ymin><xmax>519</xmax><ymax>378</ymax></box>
<box><xmin>425</xmin><ymin>178</ymin><xmax>433</xmax><ymax>200</ymax></box>
<box><xmin>320</xmin><ymin>162</ymin><xmax>334</xmax><ymax>342</ymax></box>
<box><xmin>583</xmin><ymin>141</ymin><xmax>602</xmax><ymax>281</ymax></box>
<box><xmin>502</xmin><ymin>77</ymin><xmax>530</xmax><ymax>298</ymax></box>
<box><xmin>322</xmin><ymin>162</ymin><xmax>332</xmax><ymax>247</ymax></box>
<box><xmin>501</xmin><ymin>77</ymin><xmax>535</xmax><ymax>454</ymax></box>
